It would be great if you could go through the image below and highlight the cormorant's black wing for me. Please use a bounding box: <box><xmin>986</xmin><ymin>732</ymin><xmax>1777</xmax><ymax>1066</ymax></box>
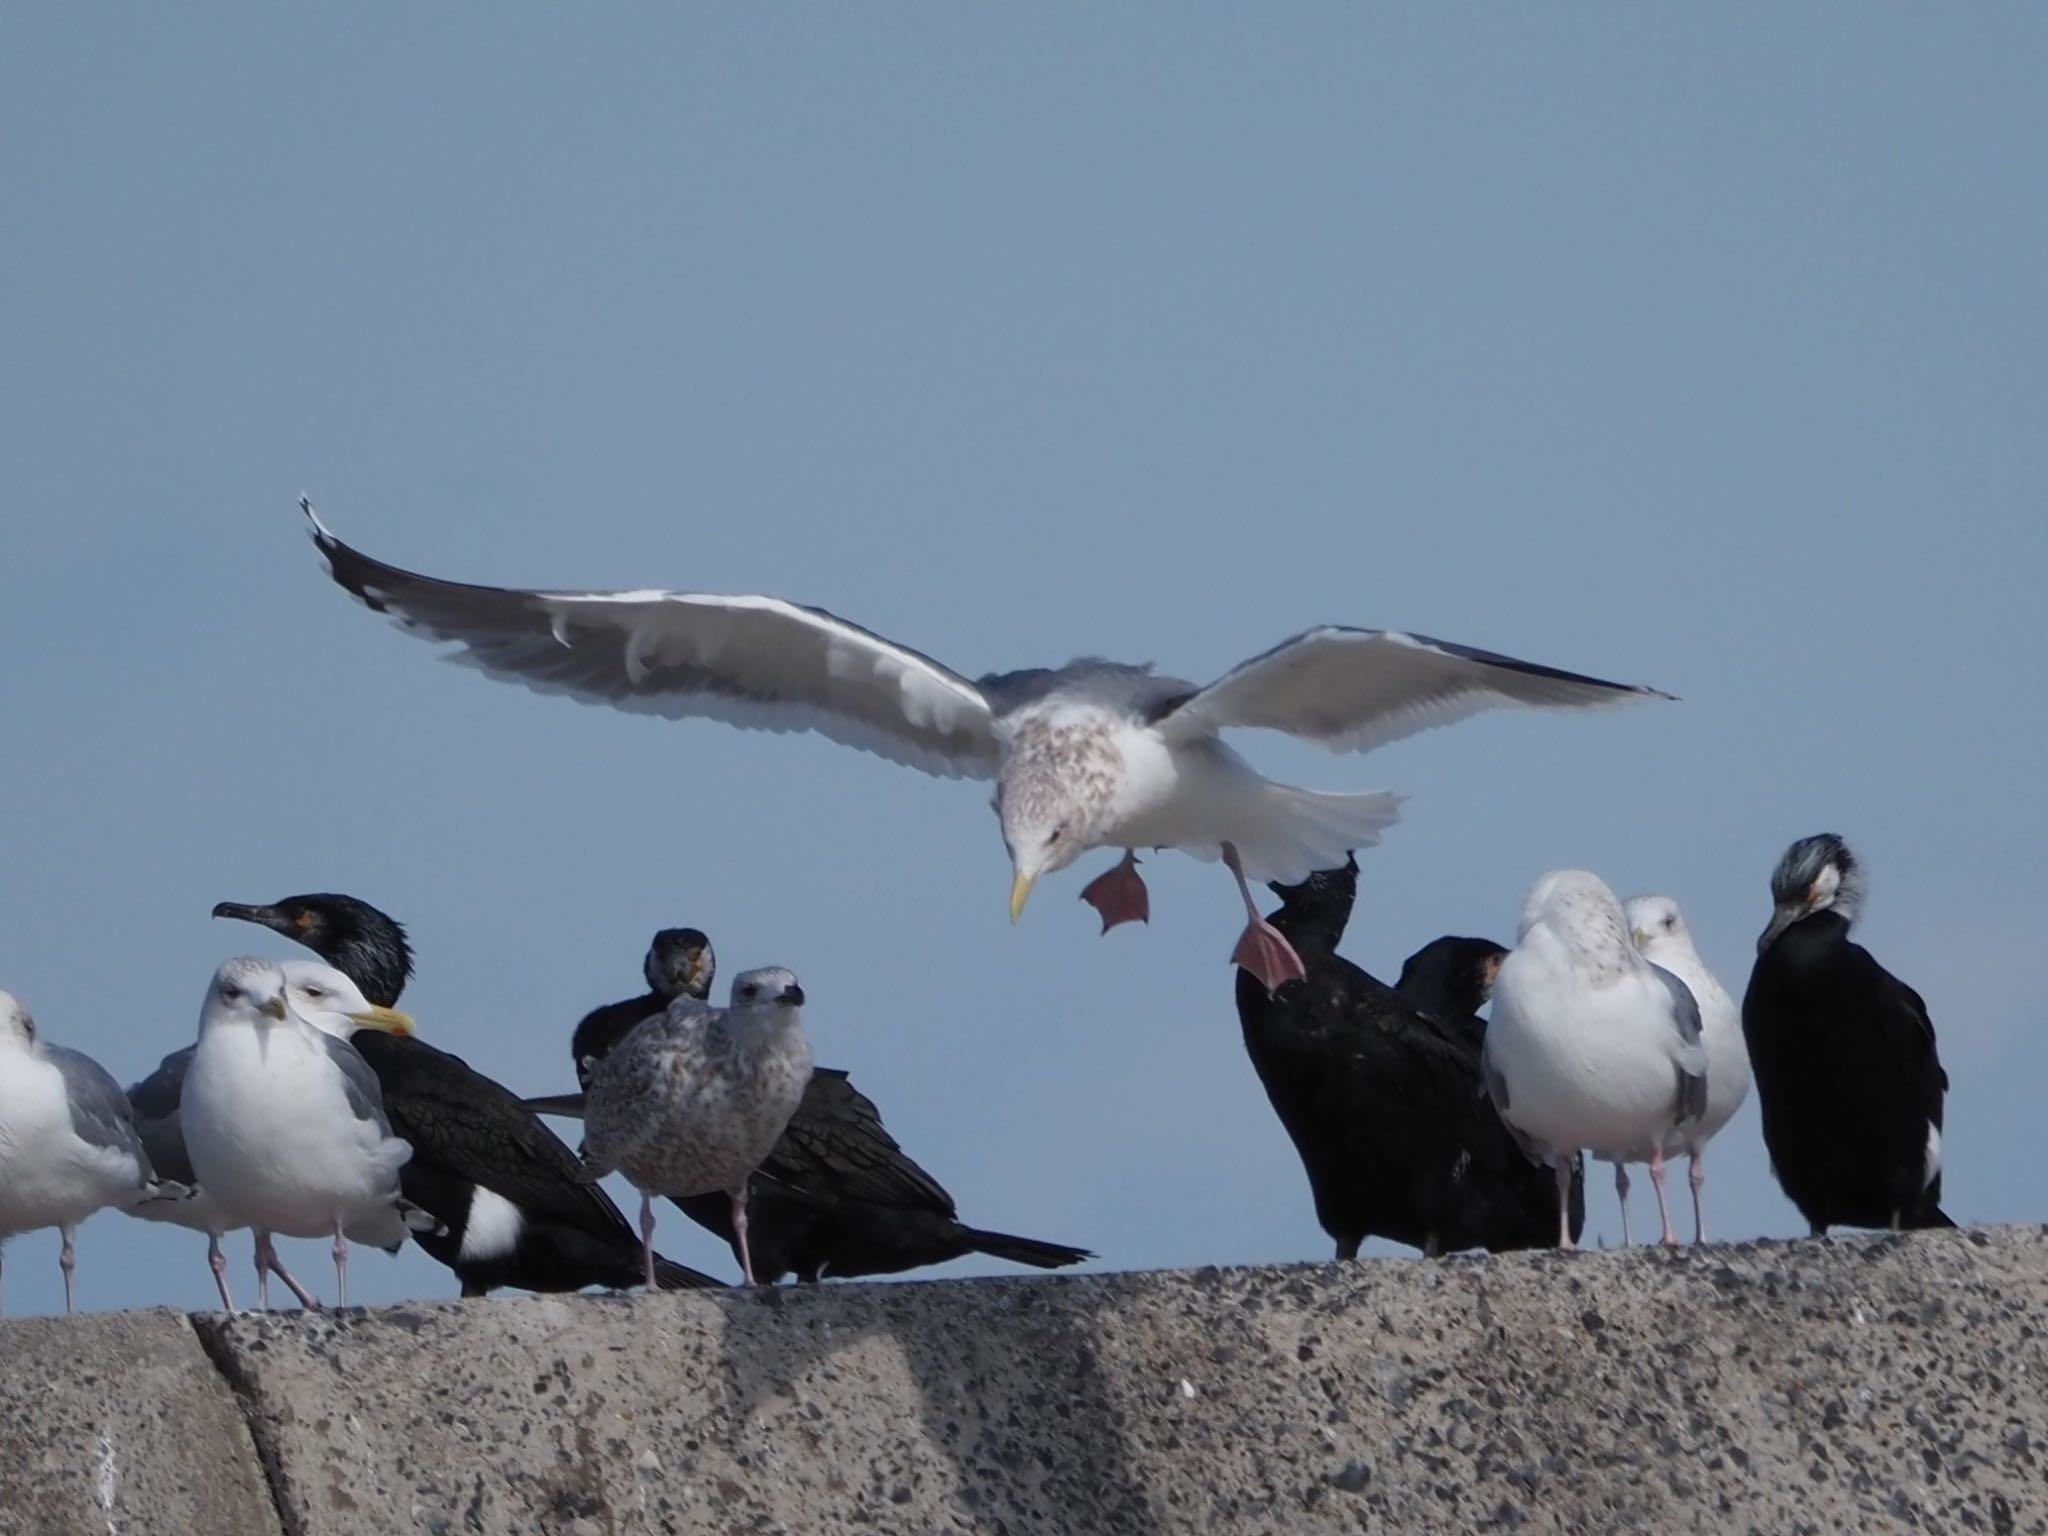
<box><xmin>350</xmin><ymin>1033</ymin><xmax>628</xmax><ymax>1234</ymax></box>
<box><xmin>760</xmin><ymin>1070</ymin><xmax>957</xmax><ymax>1214</ymax></box>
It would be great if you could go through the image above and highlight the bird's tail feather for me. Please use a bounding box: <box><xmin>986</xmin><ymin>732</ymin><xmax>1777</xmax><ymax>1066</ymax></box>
<box><xmin>961</xmin><ymin>1228</ymin><xmax>1093</xmax><ymax>1270</ymax></box>
<box><xmin>653</xmin><ymin>1255</ymin><xmax>726</xmax><ymax>1290</ymax></box>
<box><xmin>1909</xmin><ymin>1205</ymin><xmax>1957</xmax><ymax>1230</ymax></box>
<box><xmin>1210</xmin><ymin>785</ymin><xmax>1404</xmax><ymax>886</ymax></box>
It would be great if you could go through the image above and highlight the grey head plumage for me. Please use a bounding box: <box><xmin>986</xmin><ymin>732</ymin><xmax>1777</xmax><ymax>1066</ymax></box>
<box><xmin>726</xmin><ymin>966</ymin><xmax>805</xmax><ymax>1012</ymax></box>
<box><xmin>1760</xmin><ymin>832</ymin><xmax>1863</xmax><ymax>953</ymax></box>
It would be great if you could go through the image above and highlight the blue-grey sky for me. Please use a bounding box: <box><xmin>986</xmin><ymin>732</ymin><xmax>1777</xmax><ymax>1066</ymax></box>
<box><xmin>2</xmin><ymin>10</ymin><xmax>2043</xmax><ymax>1317</ymax></box>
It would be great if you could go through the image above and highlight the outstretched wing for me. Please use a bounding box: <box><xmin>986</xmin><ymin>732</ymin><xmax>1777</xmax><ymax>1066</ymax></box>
<box><xmin>303</xmin><ymin>500</ymin><xmax>1003</xmax><ymax>779</ymax></box>
<box><xmin>1152</xmin><ymin>626</ymin><xmax>1671</xmax><ymax>752</ymax></box>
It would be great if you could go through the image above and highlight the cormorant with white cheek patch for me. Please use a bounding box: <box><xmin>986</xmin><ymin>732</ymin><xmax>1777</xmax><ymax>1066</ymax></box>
<box><xmin>1742</xmin><ymin>835</ymin><xmax>1951</xmax><ymax>1235</ymax></box>
<box><xmin>215</xmin><ymin>893</ymin><xmax>721</xmax><ymax>1296</ymax></box>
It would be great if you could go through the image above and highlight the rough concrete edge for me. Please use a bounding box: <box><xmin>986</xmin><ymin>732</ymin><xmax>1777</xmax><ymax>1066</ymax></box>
<box><xmin>188</xmin><ymin>1312</ymin><xmax>304</xmax><ymax>1536</ymax></box>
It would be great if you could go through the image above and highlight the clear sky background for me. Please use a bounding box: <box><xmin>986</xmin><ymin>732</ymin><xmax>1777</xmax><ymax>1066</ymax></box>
<box><xmin>2</xmin><ymin>10</ymin><xmax>2042</xmax><ymax>1318</ymax></box>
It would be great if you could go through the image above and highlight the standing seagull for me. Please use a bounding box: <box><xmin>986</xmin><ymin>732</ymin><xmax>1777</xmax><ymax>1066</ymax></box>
<box><xmin>300</xmin><ymin>503</ymin><xmax>1671</xmax><ymax>991</ymax></box>
<box><xmin>1624</xmin><ymin>894</ymin><xmax>1749</xmax><ymax>1244</ymax></box>
<box><xmin>584</xmin><ymin>967</ymin><xmax>813</xmax><ymax>1287</ymax></box>
<box><xmin>216</xmin><ymin>894</ymin><xmax>721</xmax><ymax>1295</ymax></box>
<box><xmin>181</xmin><ymin>957</ymin><xmax>434</xmax><ymax>1308</ymax></box>
<box><xmin>0</xmin><ymin>992</ymin><xmax>183</xmax><ymax>1314</ymax></box>
<box><xmin>1482</xmin><ymin>870</ymin><xmax>1709</xmax><ymax>1249</ymax></box>
<box><xmin>1742</xmin><ymin>835</ymin><xmax>1951</xmax><ymax>1235</ymax></box>
<box><xmin>530</xmin><ymin>928</ymin><xmax>1092</xmax><ymax>1282</ymax></box>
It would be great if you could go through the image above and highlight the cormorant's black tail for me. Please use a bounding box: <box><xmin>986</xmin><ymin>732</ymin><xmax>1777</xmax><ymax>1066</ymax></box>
<box><xmin>960</xmin><ymin>1228</ymin><xmax>1092</xmax><ymax>1270</ymax></box>
<box><xmin>1908</xmin><ymin>1205</ymin><xmax>1957</xmax><ymax>1231</ymax></box>
<box><xmin>653</xmin><ymin>1254</ymin><xmax>726</xmax><ymax>1290</ymax></box>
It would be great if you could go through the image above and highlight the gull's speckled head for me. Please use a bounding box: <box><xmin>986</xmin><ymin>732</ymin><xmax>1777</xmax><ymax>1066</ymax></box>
<box><xmin>646</xmin><ymin>928</ymin><xmax>715</xmax><ymax>1002</ymax></box>
<box><xmin>728</xmin><ymin>966</ymin><xmax>804</xmax><ymax>1011</ymax></box>
<box><xmin>997</xmin><ymin>717</ymin><xmax>1123</xmax><ymax>920</ymax></box>
<box><xmin>1760</xmin><ymin>833</ymin><xmax>1862</xmax><ymax>952</ymax></box>
<box><xmin>1518</xmin><ymin>869</ymin><xmax>1634</xmax><ymax>968</ymax></box>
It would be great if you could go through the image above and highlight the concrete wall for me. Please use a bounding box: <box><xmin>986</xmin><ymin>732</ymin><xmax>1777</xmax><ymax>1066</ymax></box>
<box><xmin>4</xmin><ymin>1226</ymin><xmax>2045</xmax><ymax>1535</ymax></box>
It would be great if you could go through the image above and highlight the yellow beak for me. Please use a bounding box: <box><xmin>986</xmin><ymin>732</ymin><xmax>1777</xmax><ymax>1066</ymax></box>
<box><xmin>261</xmin><ymin>994</ymin><xmax>289</xmax><ymax>1021</ymax></box>
<box><xmin>1630</xmin><ymin>929</ymin><xmax>1648</xmax><ymax>950</ymax></box>
<box><xmin>1009</xmin><ymin>871</ymin><xmax>1036</xmax><ymax>924</ymax></box>
<box><xmin>347</xmin><ymin>1004</ymin><xmax>416</xmax><ymax>1037</ymax></box>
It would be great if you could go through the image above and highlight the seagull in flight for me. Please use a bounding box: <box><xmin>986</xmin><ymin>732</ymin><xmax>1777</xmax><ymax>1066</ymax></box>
<box><xmin>300</xmin><ymin>501</ymin><xmax>1672</xmax><ymax>991</ymax></box>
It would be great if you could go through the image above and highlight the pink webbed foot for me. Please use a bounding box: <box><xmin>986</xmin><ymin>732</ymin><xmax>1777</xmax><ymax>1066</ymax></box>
<box><xmin>1231</xmin><ymin>918</ymin><xmax>1307</xmax><ymax>993</ymax></box>
<box><xmin>1220</xmin><ymin>840</ymin><xmax>1306</xmax><ymax>993</ymax></box>
<box><xmin>1078</xmin><ymin>851</ymin><xmax>1150</xmax><ymax>934</ymax></box>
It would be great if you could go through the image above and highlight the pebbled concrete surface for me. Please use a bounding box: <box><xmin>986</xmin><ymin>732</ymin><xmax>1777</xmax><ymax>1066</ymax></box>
<box><xmin>171</xmin><ymin>1224</ymin><xmax>2048</xmax><ymax>1536</ymax></box>
<box><xmin>0</xmin><ymin>1307</ymin><xmax>281</xmax><ymax>1536</ymax></box>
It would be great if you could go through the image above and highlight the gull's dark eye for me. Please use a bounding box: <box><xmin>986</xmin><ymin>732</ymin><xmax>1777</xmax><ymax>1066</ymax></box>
<box><xmin>222</xmin><ymin>985</ymin><xmax>242</xmax><ymax>1002</ymax></box>
<box><xmin>1048</xmin><ymin>829</ymin><xmax>1063</xmax><ymax>845</ymax></box>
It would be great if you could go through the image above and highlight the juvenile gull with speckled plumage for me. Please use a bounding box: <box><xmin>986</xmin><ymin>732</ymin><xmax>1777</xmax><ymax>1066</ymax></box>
<box><xmin>583</xmin><ymin>966</ymin><xmax>813</xmax><ymax>1288</ymax></box>
<box><xmin>300</xmin><ymin>502</ymin><xmax>1672</xmax><ymax>991</ymax></box>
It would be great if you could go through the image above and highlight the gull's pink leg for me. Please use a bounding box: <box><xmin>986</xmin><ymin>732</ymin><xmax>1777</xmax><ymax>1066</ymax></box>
<box><xmin>1689</xmin><ymin>1151</ymin><xmax>1708</xmax><ymax>1245</ymax></box>
<box><xmin>1555</xmin><ymin>1159</ymin><xmax>1577</xmax><ymax>1251</ymax></box>
<box><xmin>1648</xmin><ymin>1150</ymin><xmax>1681</xmax><ymax>1247</ymax></box>
<box><xmin>257</xmin><ymin>1232</ymin><xmax>320</xmax><ymax>1310</ymax></box>
<box><xmin>731</xmin><ymin>1188</ymin><xmax>757</xmax><ymax>1285</ymax></box>
<box><xmin>331</xmin><ymin>1216</ymin><xmax>349</xmax><ymax>1308</ymax></box>
<box><xmin>207</xmin><ymin>1234</ymin><xmax>235</xmax><ymax>1312</ymax></box>
<box><xmin>59</xmin><ymin>1225</ymin><xmax>78</xmax><ymax>1315</ymax></box>
<box><xmin>1078</xmin><ymin>851</ymin><xmax>1150</xmax><ymax>933</ymax></box>
<box><xmin>1221</xmin><ymin>842</ymin><xmax>1306</xmax><ymax>993</ymax></box>
<box><xmin>1612</xmin><ymin>1162</ymin><xmax>1632</xmax><ymax>1247</ymax></box>
<box><xmin>639</xmin><ymin>1192</ymin><xmax>659</xmax><ymax>1294</ymax></box>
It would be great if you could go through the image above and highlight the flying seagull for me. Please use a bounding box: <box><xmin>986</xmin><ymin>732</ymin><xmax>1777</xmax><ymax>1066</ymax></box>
<box><xmin>1742</xmin><ymin>835</ymin><xmax>1951</xmax><ymax>1235</ymax></box>
<box><xmin>1482</xmin><ymin>870</ymin><xmax>1709</xmax><ymax>1250</ymax></box>
<box><xmin>298</xmin><ymin>502</ymin><xmax>1673</xmax><ymax>991</ymax></box>
<box><xmin>0</xmin><ymin>991</ymin><xmax>186</xmax><ymax>1314</ymax></box>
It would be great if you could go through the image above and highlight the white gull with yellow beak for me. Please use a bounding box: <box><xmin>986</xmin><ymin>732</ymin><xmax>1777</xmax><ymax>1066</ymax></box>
<box><xmin>303</xmin><ymin>502</ymin><xmax>1670</xmax><ymax>992</ymax></box>
<box><xmin>180</xmin><ymin>956</ymin><xmax>431</xmax><ymax>1308</ymax></box>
